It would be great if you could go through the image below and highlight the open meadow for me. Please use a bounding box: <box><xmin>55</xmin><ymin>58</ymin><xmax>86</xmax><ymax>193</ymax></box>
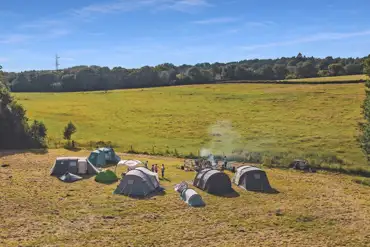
<box><xmin>15</xmin><ymin>82</ymin><xmax>367</xmax><ymax>169</ymax></box>
<box><xmin>284</xmin><ymin>74</ymin><xmax>367</xmax><ymax>83</ymax></box>
<box><xmin>1</xmin><ymin>150</ymin><xmax>370</xmax><ymax>247</ymax></box>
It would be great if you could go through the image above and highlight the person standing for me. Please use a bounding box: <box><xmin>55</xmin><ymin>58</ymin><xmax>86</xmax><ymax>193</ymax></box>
<box><xmin>151</xmin><ymin>164</ymin><xmax>155</xmax><ymax>172</ymax></box>
<box><xmin>144</xmin><ymin>161</ymin><xmax>148</xmax><ymax>169</ymax></box>
<box><xmin>154</xmin><ymin>164</ymin><xmax>158</xmax><ymax>173</ymax></box>
<box><xmin>161</xmin><ymin>164</ymin><xmax>165</xmax><ymax>178</ymax></box>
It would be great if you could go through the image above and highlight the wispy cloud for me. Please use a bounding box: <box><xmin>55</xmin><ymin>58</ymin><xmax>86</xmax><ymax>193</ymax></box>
<box><xmin>73</xmin><ymin>0</ymin><xmax>211</xmax><ymax>17</ymax></box>
<box><xmin>0</xmin><ymin>34</ymin><xmax>30</xmax><ymax>44</ymax></box>
<box><xmin>192</xmin><ymin>17</ymin><xmax>240</xmax><ymax>25</ymax></box>
<box><xmin>163</xmin><ymin>0</ymin><xmax>211</xmax><ymax>12</ymax></box>
<box><xmin>245</xmin><ymin>21</ymin><xmax>275</xmax><ymax>27</ymax></box>
<box><xmin>19</xmin><ymin>19</ymin><xmax>65</xmax><ymax>29</ymax></box>
<box><xmin>0</xmin><ymin>10</ymin><xmax>21</xmax><ymax>18</ymax></box>
<box><xmin>242</xmin><ymin>30</ymin><xmax>370</xmax><ymax>50</ymax></box>
<box><xmin>59</xmin><ymin>57</ymin><xmax>75</xmax><ymax>62</ymax></box>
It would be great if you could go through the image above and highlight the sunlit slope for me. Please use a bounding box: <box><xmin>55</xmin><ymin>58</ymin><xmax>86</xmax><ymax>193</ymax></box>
<box><xmin>15</xmin><ymin>83</ymin><xmax>365</xmax><ymax>165</ymax></box>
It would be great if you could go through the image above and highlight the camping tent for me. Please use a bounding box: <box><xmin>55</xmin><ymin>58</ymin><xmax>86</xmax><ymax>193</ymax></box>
<box><xmin>95</xmin><ymin>170</ymin><xmax>118</xmax><ymax>184</ymax></box>
<box><xmin>233</xmin><ymin>166</ymin><xmax>272</xmax><ymax>192</ymax></box>
<box><xmin>58</xmin><ymin>172</ymin><xmax>83</xmax><ymax>183</ymax></box>
<box><xmin>117</xmin><ymin>160</ymin><xmax>142</xmax><ymax>171</ymax></box>
<box><xmin>88</xmin><ymin>147</ymin><xmax>120</xmax><ymax>167</ymax></box>
<box><xmin>180</xmin><ymin>188</ymin><xmax>205</xmax><ymax>207</ymax></box>
<box><xmin>50</xmin><ymin>157</ymin><xmax>99</xmax><ymax>176</ymax></box>
<box><xmin>113</xmin><ymin>168</ymin><xmax>160</xmax><ymax>197</ymax></box>
<box><xmin>193</xmin><ymin>169</ymin><xmax>232</xmax><ymax>195</ymax></box>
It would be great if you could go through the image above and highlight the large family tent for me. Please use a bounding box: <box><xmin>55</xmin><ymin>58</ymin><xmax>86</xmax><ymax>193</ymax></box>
<box><xmin>95</xmin><ymin>170</ymin><xmax>118</xmax><ymax>184</ymax></box>
<box><xmin>233</xmin><ymin>166</ymin><xmax>272</xmax><ymax>192</ymax></box>
<box><xmin>58</xmin><ymin>172</ymin><xmax>83</xmax><ymax>183</ymax></box>
<box><xmin>88</xmin><ymin>147</ymin><xmax>120</xmax><ymax>167</ymax></box>
<box><xmin>193</xmin><ymin>169</ymin><xmax>232</xmax><ymax>195</ymax></box>
<box><xmin>50</xmin><ymin>157</ymin><xmax>99</xmax><ymax>176</ymax></box>
<box><xmin>113</xmin><ymin>168</ymin><xmax>160</xmax><ymax>197</ymax></box>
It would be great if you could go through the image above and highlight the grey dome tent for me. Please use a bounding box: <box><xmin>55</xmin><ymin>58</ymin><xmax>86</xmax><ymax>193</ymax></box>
<box><xmin>193</xmin><ymin>169</ymin><xmax>232</xmax><ymax>195</ymax></box>
<box><xmin>50</xmin><ymin>157</ymin><xmax>99</xmax><ymax>176</ymax></box>
<box><xmin>58</xmin><ymin>172</ymin><xmax>83</xmax><ymax>183</ymax></box>
<box><xmin>233</xmin><ymin>166</ymin><xmax>272</xmax><ymax>192</ymax></box>
<box><xmin>113</xmin><ymin>168</ymin><xmax>160</xmax><ymax>197</ymax></box>
<box><xmin>181</xmin><ymin>188</ymin><xmax>205</xmax><ymax>207</ymax></box>
<box><xmin>175</xmin><ymin>182</ymin><xmax>205</xmax><ymax>207</ymax></box>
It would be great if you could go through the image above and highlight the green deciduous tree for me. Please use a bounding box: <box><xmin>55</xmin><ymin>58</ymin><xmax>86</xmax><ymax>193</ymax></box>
<box><xmin>359</xmin><ymin>57</ymin><xmax>370</xmax><ymax>161</ymax></box>
<box><xmin>63</xmin><ymin>121</ymin><xmax>77</xmax><ymax>141</ymax></box>
<box><xmin>328</xmin><ymin>63</ymin><xmax>345</xmax><ymax>76</ymax></box>
<box><xmin>0</xmin><ymin>63</ymin><xmax>47</xmax><ymax>149</ymax></box>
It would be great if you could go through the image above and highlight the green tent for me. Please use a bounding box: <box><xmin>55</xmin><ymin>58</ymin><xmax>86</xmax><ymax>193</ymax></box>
<box><xmin>88</xmin><ymin>147</ymin><xmax>120</xmax><ymax>167</ymax></box>
<box><xmin>95</xmin><ymin>170</ymin><xmax>118</xmax><ymax>184</ymax></box>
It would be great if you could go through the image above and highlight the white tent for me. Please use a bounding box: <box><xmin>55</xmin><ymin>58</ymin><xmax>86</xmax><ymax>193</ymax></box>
<box><xmin>118</xmin><ymin>160</ymin><xmax>143</xmax><ymax>168</ymax></box>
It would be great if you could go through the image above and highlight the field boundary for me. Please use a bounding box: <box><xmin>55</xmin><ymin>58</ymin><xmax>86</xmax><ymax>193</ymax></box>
<box><xmin>2</xmin><ymin>147</ymin><xmax>370</xmax><ymax>178</ymax></box>
<box><xmin>11</xmin><ymin>77</ymin><xmax>367</xmax><ymax>93</ymax></box>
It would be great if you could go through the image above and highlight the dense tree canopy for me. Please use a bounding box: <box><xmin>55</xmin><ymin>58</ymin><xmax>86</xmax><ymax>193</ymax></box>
<box><xmin>0</xmin><ymin>64</ymin><xmax>47</xmax><ymax>149</ymax></box>
<box><xmin>4</xmin><ymin>54</ymin><xmax>367</xmax><ymax>92</ymax></box>
<box><xmin>360</xmin><ymin>57</ymin><xmax>370</xmax><ymax>161</ymax></box>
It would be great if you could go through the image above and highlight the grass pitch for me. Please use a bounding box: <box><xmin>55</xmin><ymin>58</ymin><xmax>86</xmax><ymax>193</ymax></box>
<box><xmin>1</xmin><ymin>150</ymin><xmax>370</xmax><ymax>247</ymax></box>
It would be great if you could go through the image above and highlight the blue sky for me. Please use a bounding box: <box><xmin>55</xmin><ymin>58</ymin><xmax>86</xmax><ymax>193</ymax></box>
<box><xmin>0</xmin><ymin>0</ymin><xmax>370</xmax><ymax>71</ymax></box>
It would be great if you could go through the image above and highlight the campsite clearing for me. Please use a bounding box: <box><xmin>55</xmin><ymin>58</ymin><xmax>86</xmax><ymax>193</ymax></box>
<box><xmin>1</xmin><ymin>150</ymin><xmax>370</xmax><ymax>247</ymax></box>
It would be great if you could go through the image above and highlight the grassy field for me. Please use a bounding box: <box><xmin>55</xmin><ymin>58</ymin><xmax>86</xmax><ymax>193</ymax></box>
<box><xmin>15</xmin><ymin>82</ymin><xmax>367</xmax><ymax>169</ymax></box>
<box><xmin>284</xmin><ymin>74</ymin><xmax>367</xmax><ymax>82</ymax></box>
<box><xmin>1</xmin><ymin>150</ymin><xmax>370</xmax><ymax>247</ymax></box>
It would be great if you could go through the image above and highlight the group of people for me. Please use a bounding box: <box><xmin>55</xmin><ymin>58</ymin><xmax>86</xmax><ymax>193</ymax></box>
<box><xmin>144</xmin><ymin>161</ymin><xmax>165</xmax><ymax>178</ymax></box>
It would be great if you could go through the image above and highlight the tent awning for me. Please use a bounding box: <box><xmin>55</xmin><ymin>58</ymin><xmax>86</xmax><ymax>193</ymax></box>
<box><xmin>118</xmin><ymin>160</ymin><xmax>143</xmax><ymax>168</ymax></box>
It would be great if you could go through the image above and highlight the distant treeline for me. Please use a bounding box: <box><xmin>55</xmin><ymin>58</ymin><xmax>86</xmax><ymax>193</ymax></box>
<box><xmin>4</xmin><ymin>53</ymin><xmax>369</xmax><ymax>92</ymax></box>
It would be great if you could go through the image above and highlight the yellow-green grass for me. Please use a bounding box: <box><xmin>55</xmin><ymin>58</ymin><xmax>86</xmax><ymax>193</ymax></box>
<box><xmin>1</xmin><ymin>150</ymin><xmax>370</xmax><ymax>247</ymax></box>
<box><xmin>15</xmin><ymin>83</ymin><xmax>366</xmax><ymax>167</ymax></box>
<box><xmin>284</xmin><ymin>74</ymin><xmax>367</xmax><ymax>82</ymax></box>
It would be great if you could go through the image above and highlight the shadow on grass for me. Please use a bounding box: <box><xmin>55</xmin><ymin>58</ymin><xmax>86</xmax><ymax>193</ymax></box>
<box><xmin>159</xmin><ymin>177</ymin><xmax>172</xmax><ymax>182</ymax></box>
<box><xmin>210</xmin><ymin>188</ymin><xmax>240</xmax><ymax>198</ymax></box>
<box><xmin>0</xmin><ymin>149</ymin><xmax>48</xmax><ymax>157</ymax></box>
<box><xmin>64</xmin><ymin>147</ymin><xmax>82</xmax><ymax>152</ymax></box>
<box><xmin>117</xmin><ymin>189</ymin><xmax>167</xmax><ymax>200</ymax></box>
<box><xmin>248</xmin><ymin>188</ymin><xmax>280</xmax><ymax>194</ymax></box>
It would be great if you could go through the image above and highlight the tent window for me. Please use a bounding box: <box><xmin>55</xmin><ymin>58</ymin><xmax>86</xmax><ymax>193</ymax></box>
<box><xmin>254</xmin><ymin>173</ymin><xmax>260</xmax><ymax>179</ymax></box>
<box><xmin>128</xmin><ymin>180</ymin><xmax>134</xmax><ymax>184</ymax></box>
<box><xmin>105</xmin><ymin>152</ymin><xmax>111</xmax><ymax>159</ymax></box>
<box><xmin>70</xmin><ymin>161</ymin><xmax>77</xmax><ymax>167</ymax></box>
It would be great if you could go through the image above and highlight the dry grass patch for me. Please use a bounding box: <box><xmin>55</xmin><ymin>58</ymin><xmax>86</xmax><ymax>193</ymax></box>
<box><xmin>1</xmin><ymin>150</ymin><xmax>370</xmax><ymax>246</ymax></box>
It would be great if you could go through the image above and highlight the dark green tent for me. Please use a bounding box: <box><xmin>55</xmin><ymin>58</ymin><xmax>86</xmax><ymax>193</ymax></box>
<box><xmin>95</xmin><ymin>170</ymin><xmax>118</xmax><ymax>184</ymax></box>
<box><xmin>88</xmin><ymin>147</ymin><xmax>121</xmax><ymax>167</ymax></box>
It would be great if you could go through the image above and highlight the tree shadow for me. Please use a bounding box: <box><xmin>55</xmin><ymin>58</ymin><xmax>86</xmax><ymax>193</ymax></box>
<box><xmin>0</xmin><ymin>149</ymin><xmax>48</xmax><ymax>157</ymax></box>
<box><xmin>63</xmin><ymin>147</ymin><xmax>82</xmax><ymax>152</ymax></box>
